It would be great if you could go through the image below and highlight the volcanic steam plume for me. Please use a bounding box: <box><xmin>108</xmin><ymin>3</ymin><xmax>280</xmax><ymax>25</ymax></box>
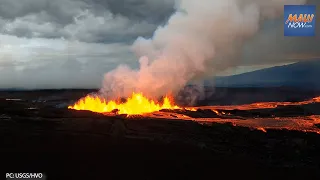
<box><xmin>100</xmin><ymin>0</ymin><xmax>306</xmax><ymax>100</ymax></box>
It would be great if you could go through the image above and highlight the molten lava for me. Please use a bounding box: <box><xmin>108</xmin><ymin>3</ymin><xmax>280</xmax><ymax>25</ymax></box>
<box><xmin>68</xmin><ymin>92</ymin><xmax>182</xmax><ymax>115</ymax></box>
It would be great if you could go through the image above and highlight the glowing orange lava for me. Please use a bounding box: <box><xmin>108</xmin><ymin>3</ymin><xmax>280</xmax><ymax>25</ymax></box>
<box><xmin>68</xmin><ymin>92</ymin><xmax>183</xmax><ymax>115</ymax></box>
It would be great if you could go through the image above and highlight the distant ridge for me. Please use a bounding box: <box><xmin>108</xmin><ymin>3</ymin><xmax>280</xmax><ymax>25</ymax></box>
<box><xmin>0</xmin><ymin>88</ymin><xmax>25</xmax><ymax>91</ymax></box>
<box><xmin>2</xmin><ymin>60</ymin><xmax>320</xmax><ymax>91</ymax></box>
<box><xmin>214</xmin><ymin>59</ymin><xmax>320</xmax><ymax>89</ymax></box>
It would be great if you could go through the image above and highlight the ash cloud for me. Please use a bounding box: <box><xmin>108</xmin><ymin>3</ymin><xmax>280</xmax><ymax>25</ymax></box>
<box><xmin>100</xmin><ymin>0</ymin><xmax>308</xmax><ymax>100</ymax></box>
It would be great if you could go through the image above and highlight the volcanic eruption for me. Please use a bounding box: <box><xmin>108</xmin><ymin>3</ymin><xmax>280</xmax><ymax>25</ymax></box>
<box><xmin>70</xmin><ymin>0</ymin><xmax>307</xmax><ymax>115</ymax></box>
<box><xmin>68</xmin><ymin>92</ymin><xmax>182</xmax><ymax>115</ymax></box>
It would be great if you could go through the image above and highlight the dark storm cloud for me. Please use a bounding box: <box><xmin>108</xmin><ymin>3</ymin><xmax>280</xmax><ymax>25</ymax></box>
<box><xmin>0</xmin><ymin>0</ymin><xmax>87</xmax><ymax>24</ymax></box>
<box><xmin>89</xmin><ymin>0</ymin><xmax>175</xmax><ymax>22</ymax></box>
<box><xmin>0</xmin><ymin>0</ymin><xmax>176</xmax><ymax>89</ymax></box>
<box><xmin>84</xmin><ymin>0</ymin><xmax>176</xmax><ymax>21</ymax></box>
<box><xmin>0</xmin><ymin>0</ymin><xmax>174</xmax><ymax>42</ymax></box>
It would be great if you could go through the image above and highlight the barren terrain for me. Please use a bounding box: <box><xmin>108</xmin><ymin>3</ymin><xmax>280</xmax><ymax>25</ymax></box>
<box><xmin>1</xmin><ymin>88</ymin><xmax>320</xmax><ymax>179</ymax></box>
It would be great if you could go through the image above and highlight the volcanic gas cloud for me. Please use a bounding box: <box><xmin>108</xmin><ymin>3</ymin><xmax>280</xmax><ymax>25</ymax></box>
<box><xmin>70</xmin><ymin>0</ymin><xmax>307</xmax><ymax>115</ymax></box>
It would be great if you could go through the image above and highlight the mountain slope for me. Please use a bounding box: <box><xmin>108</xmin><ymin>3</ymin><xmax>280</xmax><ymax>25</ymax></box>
<box><xmin>214</xmin><ymin>60</ymin><xmax>320</xmax><ymax>89</ymax></box>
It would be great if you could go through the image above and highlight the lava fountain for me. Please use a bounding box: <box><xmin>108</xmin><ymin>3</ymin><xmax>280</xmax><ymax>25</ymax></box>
<box><xmin>68</xmin><ymin>92</ymin><xmax>193</xmax><ymax>115</ymax></box>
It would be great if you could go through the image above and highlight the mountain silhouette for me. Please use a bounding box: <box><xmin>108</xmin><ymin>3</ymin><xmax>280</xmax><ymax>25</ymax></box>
<box><xmin>214</xmin><ymin>60</ymin><xmax>320</xmax><ymax>89</ymax></box>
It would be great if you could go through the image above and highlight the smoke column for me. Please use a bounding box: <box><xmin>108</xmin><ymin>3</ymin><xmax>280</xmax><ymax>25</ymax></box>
<box><xmin>100</xmin><ymin>0</ymin><xmax>306</xmax><ymax>100</ymax></box>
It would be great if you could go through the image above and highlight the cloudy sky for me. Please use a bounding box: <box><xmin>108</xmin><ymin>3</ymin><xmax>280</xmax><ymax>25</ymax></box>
<box><xmin>0</xmin><ymin>0</ymin><xmax>319</xmax><ymax>89</ymax></box>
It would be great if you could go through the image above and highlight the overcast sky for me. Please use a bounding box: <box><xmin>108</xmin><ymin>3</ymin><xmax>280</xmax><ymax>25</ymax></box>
<box><xmin>0</xmin><ymin>0</ymin><xmax>319</xmax><ymax>89</ymax></box>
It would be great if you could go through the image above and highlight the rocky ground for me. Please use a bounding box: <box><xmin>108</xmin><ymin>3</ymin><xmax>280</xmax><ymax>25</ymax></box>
<box><xmin>0</xmin><ymin>89</ymin><xmax>320</xmax><ymax>179</ymax></box>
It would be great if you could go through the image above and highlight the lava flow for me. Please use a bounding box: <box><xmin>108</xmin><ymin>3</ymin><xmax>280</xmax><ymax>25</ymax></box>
<box><xmin>68</xmin><ymin>92</ymin><xmax>183</xmax><ymax>115</ymax></box>
<box><xmin>68</xmin><ymin>93</ymin><xmax>320</xmax><ymax>134</ymax></box>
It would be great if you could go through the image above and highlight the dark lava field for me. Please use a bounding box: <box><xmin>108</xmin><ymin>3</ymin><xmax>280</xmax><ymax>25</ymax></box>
<box><xmin>0</xmin><ymin>88</ymin><xmax>320</xmax><ymax>179</ymax></box>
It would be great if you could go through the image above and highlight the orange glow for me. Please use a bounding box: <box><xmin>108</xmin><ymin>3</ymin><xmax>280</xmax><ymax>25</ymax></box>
<box><xmin>186</xmin><ymin>108</ymin><xmax>197</xmax><ymax>111</ymax></box>
<box><xmin>257</xmin><ymin>127</ymin><xmax>267</xmax><ymax>133</ymax></box>
<box><xmin>68</xmin><ymin>92</ymin><xmax>182</xmax><ymax>115</ymax></box>
<box><xmin>312</xmin><ymin>96</ymin><xmax>320</xmax><ymax>102</ymax></box>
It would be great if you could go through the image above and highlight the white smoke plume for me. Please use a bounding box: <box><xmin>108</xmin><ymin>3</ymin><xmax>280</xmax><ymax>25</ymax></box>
<box><xmin>100</xmin><ymin>0</ymin><xmax>306</xmax><ymax>101</ymax></box>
